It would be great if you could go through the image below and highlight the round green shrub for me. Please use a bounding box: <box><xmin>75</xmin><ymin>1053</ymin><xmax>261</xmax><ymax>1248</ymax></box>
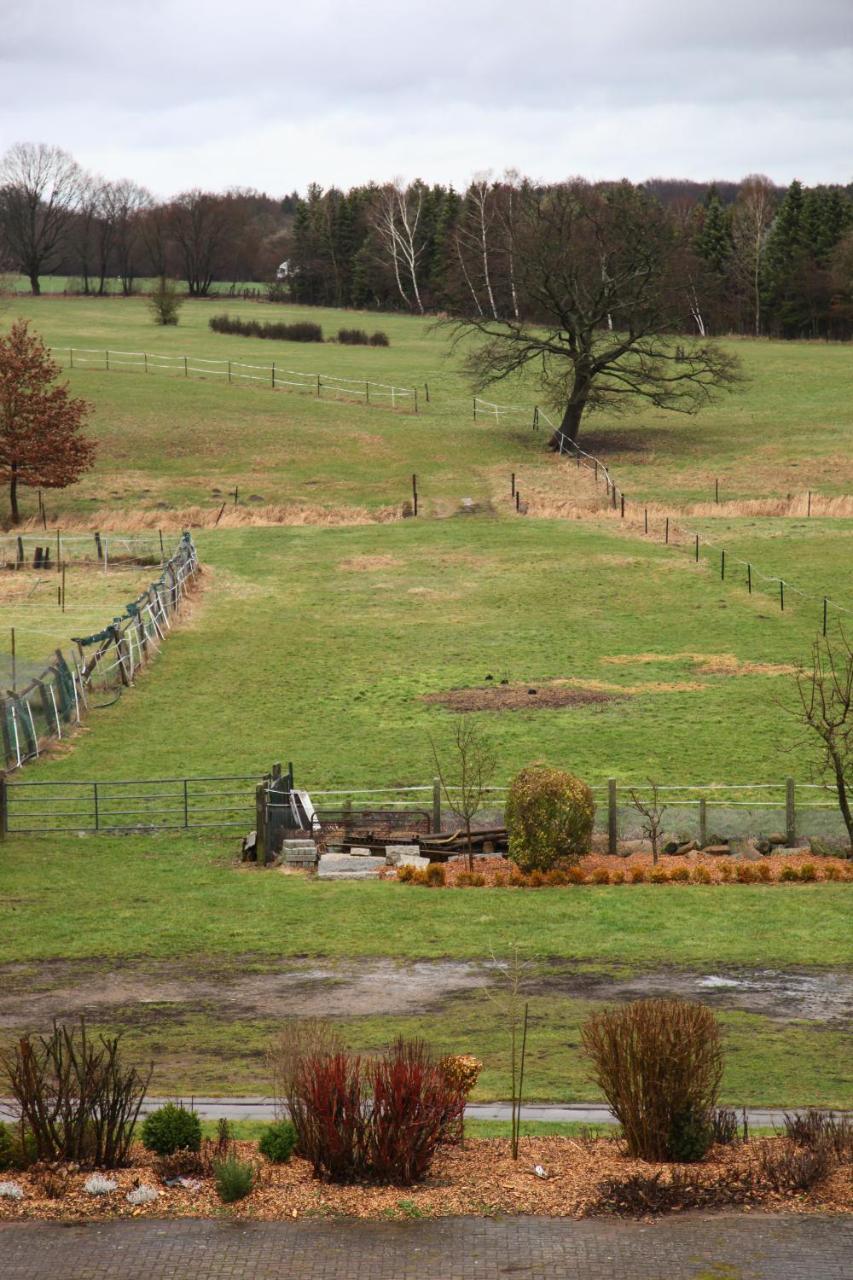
<box><xmin>141</xmin><ymin>1104</ymin><xmax>201</xmax><ymax>1156</ymax></box>
<box><xmin>0</xmin><ymin>1122</ymin><xmax>36</xmax><ymax>1171</ymax></box>
<box><xmin>0</xmin><ymin>1123</ymin><xmax>14</xmax><ymax>1171</ymax></box>
<box><xmin>505</xmin><ymin>763</ymin><xmax>595</xmax><ymax>872</ymax></box>
<box><xmin>258</xmin><ymin>1121</ymin><xmax>296</xmax><ymax>1164</ymax></box>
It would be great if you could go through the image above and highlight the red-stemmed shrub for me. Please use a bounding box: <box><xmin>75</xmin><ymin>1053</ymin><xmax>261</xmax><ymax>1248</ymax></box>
<box><xmin>368</xmin><ymin>1039</ymin><xmax>466</xmax><ymax>1184</ymax></box>
<box><xmin>286</xmin><ymin>1040</ymin><xmax>465</xmax><ymax>1185</ymax></box>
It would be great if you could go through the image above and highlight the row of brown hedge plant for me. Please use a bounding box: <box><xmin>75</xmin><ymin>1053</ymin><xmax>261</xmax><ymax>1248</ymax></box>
<box><xmin>336</xmin><ymin>328</ymin><xmax>390</xmax><ymax>345</ymax></box>
<box><xmin>209</xmin><ymin>314</ymin><xmax>324</xmax><ymax>342</ymax></box>
<box><xmin>0</xmin><ymin>1019</ymin><xmax>150</xmax><ymax>1169</ymax></box>
<box><xmin>397</xmin><ymin>862</ymin><xmax>847</xmax><ymax>888</ymax></box>
<box><xmin>281</xmin><ymin>1037</ymin><xmax>466</xmax><ymax>1185</ymax></box>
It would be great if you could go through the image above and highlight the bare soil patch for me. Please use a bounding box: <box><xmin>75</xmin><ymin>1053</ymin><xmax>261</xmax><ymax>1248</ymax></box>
<box><xmin>422</xmin><ymin>683</ymin><xmax>621</xmax><ymax>712</ymax></box>
<box><xmin>338</xmin><ymin>554</ymin><xmax>400</xmax><ymax>572</ymax></box>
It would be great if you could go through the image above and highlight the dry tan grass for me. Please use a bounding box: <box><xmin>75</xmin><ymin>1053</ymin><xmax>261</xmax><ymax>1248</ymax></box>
<box><xmin>13</xmin><ymin>502</ymin><xmax>401</xmax><ymax>534</ymax></box>
<box><xmin>601</xmin><ymin>652</ymin><xmax>794</xmax><ymax>678</ymax></box>
<box><xmin>338</xmin><ymin>554</ymin><xmax>400</xmax><ymax>572</ymax></box>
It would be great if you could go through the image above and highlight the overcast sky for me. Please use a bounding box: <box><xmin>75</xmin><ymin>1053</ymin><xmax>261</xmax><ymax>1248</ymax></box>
<box><xmin>2</xmin><ymin>0</ymin><xmax>851</xmax><ymax>197</ymax></box>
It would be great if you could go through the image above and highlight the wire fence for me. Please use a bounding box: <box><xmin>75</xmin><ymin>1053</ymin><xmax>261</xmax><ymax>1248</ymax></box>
<box><xmin>547</xmin><ymin>423</ymin><xmax>853</xmax><ymax>634</ymax></box>
<box><xmin>2</xmin><ymin>774</ymin><xmax>848</xmax><ymax>844</ymax></box>
<box><xmin>0</xmin><ymin>533</ymin><xmax>199</xmax><ymax>771</ymax></box>
<box><xmin>0</xmin><ymin>529</ymin><xmax>165</xmax><ymax>570</ymax></box>
<box><xmin>51</xmin><ymin>346</ymin><xmax>420</xmax><ymax>413</ymax></box>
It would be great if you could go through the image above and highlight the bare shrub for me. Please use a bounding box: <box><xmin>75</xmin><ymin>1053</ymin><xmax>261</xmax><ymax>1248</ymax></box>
<box><xmin>0</xmin><ymin>1019</ymin><xmax>151</xmax><ymax>1168</ymax></box>
<box><xmin>594</xmin><ymin>1166</ymin><xmax>757</xmax><ymax>1216</ymax></box>
<box><xmin>581</xmin><ymin>999</ymin><xmax>722</xmax><ymax>1162</ymax></box>
<box><xmin>267</xmin><ymin>1019</ymin><xmax>344</xmax><ymax>1120</ymax></box>
<box><xmin>783</xmin><ymin>1109</ymin><xmax>853</xmax><ymax>1162</ymax></box>
<box><xmin>754</xmin><ymin>1137</ymin><xmax>833</xmax><ymax>1191</ymax></box>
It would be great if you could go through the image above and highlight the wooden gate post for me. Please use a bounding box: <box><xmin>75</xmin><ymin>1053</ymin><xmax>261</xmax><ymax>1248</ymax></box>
<box><xmin>255</xmin><ymin>783</ymin><xmax>269</xmax><ymax>866</ymax></box>
<box><xmin>608</xmin><ymin>779</ymin><xmax>618</xmax><ymax>856</ymax></box>
<box><xmin>432</xmin><ymin>777</ymin><xmax>441</xmax><ymax>834</ymax></box>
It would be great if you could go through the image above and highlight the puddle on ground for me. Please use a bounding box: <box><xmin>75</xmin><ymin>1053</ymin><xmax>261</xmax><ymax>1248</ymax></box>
<box><xmin>0</xmin><ymin>958</ymin><xmax>848</xmax><ymax>1027</ymax></box>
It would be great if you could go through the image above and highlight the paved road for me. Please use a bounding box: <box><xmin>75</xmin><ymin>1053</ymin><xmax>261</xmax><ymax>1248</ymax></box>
<box><xmin>134</xmin><ymin>1097</ymin><xmax>828</xmax><ymax>1128</ymax></box>
<box><xmin>1</xmin><ymin>1214</ymin><xmax>850</xmax><ymax>1279</ymax></box>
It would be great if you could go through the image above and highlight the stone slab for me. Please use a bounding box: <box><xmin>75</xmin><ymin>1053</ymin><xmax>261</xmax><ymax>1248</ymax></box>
<box><xmin>317</xmin><ymin>853</ymin><xmax>385</xmax><ymax>880</ymax></box>
<box><xmin>384</xmin><ymin>845</ymin><xmax>421</xmax><ymax>866</ymax></box>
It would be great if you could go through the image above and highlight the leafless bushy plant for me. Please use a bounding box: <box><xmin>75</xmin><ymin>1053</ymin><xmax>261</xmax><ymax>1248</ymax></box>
<box><xmin>581</xmin><ymin>999</ymin><xmax>722</xmax><ymax>1162</ymax></box>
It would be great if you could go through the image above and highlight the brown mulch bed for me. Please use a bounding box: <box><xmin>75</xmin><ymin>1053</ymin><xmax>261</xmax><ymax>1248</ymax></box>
<box><xmin>423</xmin><ymin>852</ymin><xmax>852</xmax><ymax>887</ymax></box>
<box><xmin>0</xmin><ymin>1138</ymin><xmax>850</xmax><ymax>1222</ymax></box>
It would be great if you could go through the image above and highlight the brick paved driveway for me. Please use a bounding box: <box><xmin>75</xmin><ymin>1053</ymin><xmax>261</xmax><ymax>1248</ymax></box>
<box><xmin>0</xmin><ymin>1214</ymin><xmax>850</xmax><ymax>1279</ymax></box>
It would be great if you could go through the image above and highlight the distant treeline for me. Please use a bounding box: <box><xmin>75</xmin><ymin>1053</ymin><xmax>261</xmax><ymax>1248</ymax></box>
<box><xmin>1</xmin><ymin>143</ymin><xmax>851</xmax><ymax>339</ymax></box>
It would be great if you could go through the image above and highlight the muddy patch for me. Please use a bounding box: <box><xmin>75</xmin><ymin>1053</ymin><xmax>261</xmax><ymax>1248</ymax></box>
<box><xmin>0</xmin><ymin>958</ymin><xmax>490</xmax><ymax>1027</ymax></box>
<box><xmin>0</xmin><ymin>958</ymin><xmax>848</xmax><ymax>1029</ymax></box>
<box><xmin>422</xmin><ymin>683</ymin><xmax>621</xmax><ymax>712</ymax></box>
<box><xmin>552</xmin><ymin>967</ymin><xmax>853</xmax><ymax>1025</ymax></box>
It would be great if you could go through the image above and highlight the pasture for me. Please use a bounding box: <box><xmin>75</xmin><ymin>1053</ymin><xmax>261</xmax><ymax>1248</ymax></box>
<box><xmin>1</xmin><ymin>294</ymin><xmax>851</xmax><ymax>1108</ymax></box>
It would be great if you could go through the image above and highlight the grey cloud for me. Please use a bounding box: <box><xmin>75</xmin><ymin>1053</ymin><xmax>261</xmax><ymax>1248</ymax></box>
<box><xmin>0</xmin><ymin>0</ymin><xmax>851</xmax><ymax>192</ymax></box>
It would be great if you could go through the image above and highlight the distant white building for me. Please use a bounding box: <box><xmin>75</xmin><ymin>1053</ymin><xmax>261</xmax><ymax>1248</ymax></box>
<box><xmin>275</xmin><ymin>260</ymin><xmax>290</xmax><ymax>281</ymax></box>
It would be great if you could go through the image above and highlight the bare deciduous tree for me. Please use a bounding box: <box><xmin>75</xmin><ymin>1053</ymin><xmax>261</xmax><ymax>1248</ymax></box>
<box><xmin>792</xmin><ymin>628</ymin><xmax>853</xmax><ymax>851</ymax></box>
<box><xmin>430</xmin><ymin>717</ymin><xmax>497</xmax><ymax>872</ymax></box>
<box><xmin>731</xmin><ymin>175</ymin><xmax>776</xmax><ymax>337</ymax></box>
<box><xmin>168</xmin><ymin>190</ymin><xmax>235</xmax><ymax>296</ymax></box>
<box><xmin>372</xmin><ymin>181</ymin><xmax>427</xmax><ymax>313</ymax></box>
<box><xmin>0</xmin><ymin>143</ymin><xmax>83</xmax><ymax>294</ymax></box>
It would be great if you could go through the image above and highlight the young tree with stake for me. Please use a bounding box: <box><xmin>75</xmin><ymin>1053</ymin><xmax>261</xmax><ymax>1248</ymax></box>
<box><xmin>0</xmin><ymin>320</ymin><xmax>95</xmax><ymax>524</ymax></box>
<box><xmin>430</xmin><ymin>717</ymin><xmax>497</xmax><ymax>872</ymax></box>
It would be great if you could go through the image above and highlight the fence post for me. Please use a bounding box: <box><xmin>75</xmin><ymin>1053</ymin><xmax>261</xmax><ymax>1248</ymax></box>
<box><xmin>183</xmin><ymin>779</ymin><xmax>189</xmax><ymax>828</ymax></box>
<box><xmin>432</xmin><ymin>777</ymin><xmax>441</xmax><ymax>834</ymax></box>
<box><xmin>785</xmin><ymin>778</ymin><xmax>796</xmax><ymax>846</ymax></box>
<box><xmin>698</xmin><ymin>798</ymin><xmax>707</xmax><ymax>848</ymax></box>
<box><xmin>0</xmin><ymin>775</ymin><xmax>6</xmax><ymax>839</ymax></box>
<box><xmin>608</xmin><ymin>778</ymin><xmax>618</xmax><ymax>855</ymax></box>
<box><xmin>93</xmin><ymin>782</ymin><xmax>99</xmax><ymax>831</ymax></box>
<box><xmin>256</xmin><ymin>783</ymin><xmax>268</xmax><ymax>865</ymax></box>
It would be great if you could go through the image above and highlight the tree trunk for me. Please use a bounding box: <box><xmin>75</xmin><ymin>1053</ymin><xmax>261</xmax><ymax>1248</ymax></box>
<box><xmin>832</xmin><ymin>755</ymin><xmax>853</xmax><ymax>852</ymax></box>
<box><xmin>29</xmin><ymin>269</ymin><xmax>40</xmax><ymax>296</ymax></box>
<box><xmin>550</xmin><ymin>397</ymin><xmax>587</xmax><ymax>450</ymax></box>
<box><xmin>10</xmin><ymin>465</ymin><xmax>20</xmax><ymax>524</ymax></box>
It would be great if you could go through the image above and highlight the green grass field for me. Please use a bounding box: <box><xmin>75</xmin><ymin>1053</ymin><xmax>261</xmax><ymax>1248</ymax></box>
<box><xmin>1</xmin><ymin>296</ymin><xmax>850</xmax><ymax>1106</ymax></box>
<box><xmin>3</xmin><ymin>297</ymin><xmax>852</xmax><ymax>520</ymax></box>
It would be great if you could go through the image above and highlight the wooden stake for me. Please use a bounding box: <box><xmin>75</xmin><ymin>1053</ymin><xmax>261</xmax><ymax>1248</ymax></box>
<box><xmin>747</xmin><ymin>563</ymin><xmax>752</xmax><ymax>594</ymax></box>
<box><xmin>664</xmin><ymin>517</ymin><xmax>669</xmax><ymax>544</ymax></box>
<box><xmin>511</xmin><ymin>473</ymin><xmax>516</xmax><ymax>498</ymax></box>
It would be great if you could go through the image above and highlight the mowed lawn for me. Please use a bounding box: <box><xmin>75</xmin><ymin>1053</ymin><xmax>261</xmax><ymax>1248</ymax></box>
<box><xmin>14</xmin><ymin>516</ymin><xmax>839</xmax><ymax>787</ymax></box>
<box><xmin>3</xmin><ymin>297</ymin><xmax>852</xmax><ymax>519</ymax></box>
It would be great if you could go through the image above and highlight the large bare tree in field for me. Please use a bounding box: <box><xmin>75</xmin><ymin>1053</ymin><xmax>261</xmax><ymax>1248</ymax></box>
<box><xmin>0</xmin><ymin>144</ymin><xmax>83</xmax><ymax>294</ymax></box>
<box><xmin>372</xmin><ymin>181</ymin><xmax>427</xmax><ymax>313</ymax></box>
<box><xmin>447</xmin><ymin>180</ymin><xmax>740</xmax><ymax>447</ymax></box>
<box><xmin>792</xmin><ymin>628</ymin><xmax>853</xmax><ymax>851</ymax></box>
